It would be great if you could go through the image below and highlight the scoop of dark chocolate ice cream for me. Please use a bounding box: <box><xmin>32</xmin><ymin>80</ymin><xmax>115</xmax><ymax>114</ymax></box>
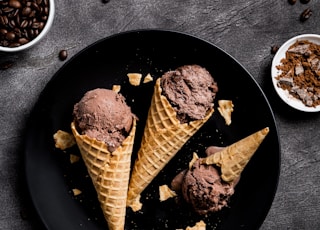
<box><xmin>171</xmin><ymin>146</ymin><xmax>238</xmax><ymax>215</ymax></box>
<box><xmin>181</xmin><ymin>159</ymin><xmax>234</xmax><ymax>215</ymax></box>
<box><xmin>160</xmin><ymin>65</ymin><xmax>218</xmax><ymax>123</ymax></box>
<box><xmin>73</xmin><ymin>88</ymin><xmax>135</xmax><ymax>152</ymax></box>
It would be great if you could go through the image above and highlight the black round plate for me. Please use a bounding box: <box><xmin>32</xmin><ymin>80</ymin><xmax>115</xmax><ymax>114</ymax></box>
<box><xmin>25</xmin><ymin>29</ymin><xmax>280</xmax><ymax>230</ymax></box>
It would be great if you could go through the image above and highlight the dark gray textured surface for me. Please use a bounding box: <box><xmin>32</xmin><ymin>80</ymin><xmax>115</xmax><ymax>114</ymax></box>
<box><xmin>1</xmin><ymin>0</ymin><xmax>320</xmax><ymax>229</ymax></box>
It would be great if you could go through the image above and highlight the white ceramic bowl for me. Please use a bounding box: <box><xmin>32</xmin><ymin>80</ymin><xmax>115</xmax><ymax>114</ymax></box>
<box><xmin>0</xmin><ymin>0</ymin><xmax>55</xmax><ymax>52</ymax></box>
<box><xmin>271</xmin><ymin>34</ymin><xmax>320</xmax><ymax>112</ymax></box>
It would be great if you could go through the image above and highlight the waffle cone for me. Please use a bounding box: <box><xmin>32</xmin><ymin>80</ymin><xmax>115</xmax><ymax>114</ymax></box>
<box><xmin>71</xmin><ymin>118</ymin><xmax>137</xmax><ymax>230</ymax></box>
<box><xmin>202</xmin><ymin>127</ymin><xmax>269</xmax><ymax>183</ymax></box>
<box><xmin>127</xmin><ymin>78</ymin><xmax>214</xmax><ymax>211</ymax></box>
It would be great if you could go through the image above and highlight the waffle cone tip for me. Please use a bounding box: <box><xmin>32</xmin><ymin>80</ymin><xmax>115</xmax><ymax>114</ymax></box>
<box><xmin>202</xmin><ymin>127</ymin><xmax>269</xmax><ymax>182</ymax></box>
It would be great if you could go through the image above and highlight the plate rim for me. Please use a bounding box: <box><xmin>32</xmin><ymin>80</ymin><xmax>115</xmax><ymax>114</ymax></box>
<box><xmin>24</xmin><ymin>28</ymin><xmax>281</xmax><ymax>230</ymax></box>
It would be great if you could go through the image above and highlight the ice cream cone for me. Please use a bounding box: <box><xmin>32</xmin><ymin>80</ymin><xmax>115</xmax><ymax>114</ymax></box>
<box><xmin>127</xmin><ymin>78</ymin><xmax>214</xmax><ymax>211</ymax></box>
<box><xmin>70</xmin><ymin>118</ymin><xmax>137</xmax><ymax>230</ymax></box>
<box><xmin>201</xmin><ymin>127</ymin><xmax>269</xmax><ymax>183</ymax></box>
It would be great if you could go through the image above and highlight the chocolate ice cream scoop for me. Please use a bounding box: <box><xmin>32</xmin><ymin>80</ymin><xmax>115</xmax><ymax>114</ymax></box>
<box><xmin>171</xmin><ymin>148</ymin><xmax>236</xmax><ymax>216</ymax></box>
<box><xmin>161</xmin><ymin>65</ymin><xmax>218</xmax><ymax>123</ymax></box>
<box><xmin>182</xmin><ymin>157</ymin><xmax>235</xmax><ymax>215</ymax></box>
<box><xmin>73</xmin><ymin>88</ymin><xmax>135</xmax><ymax>152</ymax></box>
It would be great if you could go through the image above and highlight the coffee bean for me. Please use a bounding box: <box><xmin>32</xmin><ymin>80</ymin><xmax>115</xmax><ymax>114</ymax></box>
<box><xmin>8</xmin><ymin>19</ymin><xmax>16</xmax><ymax>28</ymax></box>
<box><xmin>33</xmin><ymin>28</ymin><xmax>39</xmax><ymax>36</ymax></box>
<box><xmin>5</xmin><ymin>31</ymin><xmax>15</xmax><ymax>40</ymax></box>
<box><xmin>31</xmin><ymin>21</ymin><xmax>41</xmax><ymax>29</ymax></box>
<box><xmin>300</xmin><ymin>8</ymin><xmax>312</xmax><ymax>22</ymax></box>
<box><xmin>13</xmin><ymin>27</ymin><xmax>21</xmax><ymax>36</ymax></box>
<box><xmin>2</xmin><ymin>7</ymin><xmax>14</xmax><ymax>13</ymax></box>
<box><xmin>43</xmin><ymin>6</ymin><xmax>48</xmax><ymax>15</ymax></box>
<box><xmin>28</xmin><ymin>10</ymin><xmax>36</xmax><ymax>18</ymax></box>
<box><xmin>21</xmin><ymin>7</ymin><xmax>31</xmax><ymax>16</ymax></box>
<box><xmin>31</xmin><ymin>2</ymin><xmax>40</xmax><ymax>12</ymax></box>
<box><xmin>288</xmin><ymin>0</ymin><xmax>297</xmax><ymax>5</ymax></box>
<box><xmin>300</xmin><ymin>0</ymin><xmax>311</xmax><ymax>4</ymax></box>
<box><xmin>27</xmin><ymin>28</ymin><xmax>34</xmax><ymax>38</ymax></box>
<box><xmin>271</xmin><ymin>45</ymin><xmax>279</xmax><ymax>54</ymax></box>
<box><xmin>20</xmin><ymin>19</ymin><xmax>28</xmax><ymax>28</ymax></box>
<box><xmin>9</xmin><ymin>0</ymin><xmax>22</xmax><ymax>9</ymax></box>
<box><xmin>0</xmin><ymin>60</ymin><xmax>14</xmax><ymax>70</ymax></box>
<box><xmin>102</xmin><ymin>0</ymin><xmax>110</xmax><ymax>3</ymax></box>
<box><xmin>0</xmin><ymin>15</ymin><xmax>9</xmax><ymax>25</ymax></box>
<box><xmin>59</xmin><ymin>50</ymin><xmax>68</xmax><ymax>61</ymax></box>
<box><xmin>0</xmin><ymin>0</ymin><xmax>50</xmax><ymax>48</ymax></box>
<box><xmin>0</xmin><ymin>28</ymin><xmax>7</xmax><ymax>35</ymax></box>
<box><xmin>18</xmin><ymin>37</ymin><xmax>29</xmax><ymax>44</ymax></box>
<box><xmin>9</xmin><ymin>42</ymin><xmax>20</xmax><ymax>47</ymax></box>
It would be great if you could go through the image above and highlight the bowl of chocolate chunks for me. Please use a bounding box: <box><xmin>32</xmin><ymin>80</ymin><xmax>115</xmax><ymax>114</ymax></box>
<box><xmin>271</xmin><ymin>34</ymin><xmax>320</xmax><ymax>112</ymax></box>
<box><xmin>0</xmin><ymin>0</ymin><xmax>55</xmax><ymax>52</ymax></box>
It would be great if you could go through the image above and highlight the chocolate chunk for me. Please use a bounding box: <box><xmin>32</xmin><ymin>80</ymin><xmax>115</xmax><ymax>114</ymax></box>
<box><xmin>295</xmin><ymin>63</ymin><xmax>304</xmax><ymax>76</ymax></box>
<box><xmin>288</xmin><ymin>44</ymin><xmax>310</xmax><ymax>55</ymax></box>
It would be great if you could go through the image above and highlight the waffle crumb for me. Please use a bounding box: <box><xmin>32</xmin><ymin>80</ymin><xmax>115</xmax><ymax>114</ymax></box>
<box><xmin>127</xmin><ymin>73</ymin><xmax>142</xmax><ymax>86</ymax></box>
<box><xmin>112</xmin><ymin>85</ymin><xmax>121</xmax><ymax>93</ymax></box>
<box><xmin>159</xmin><ymin>184</ymin><xmax>177</xmax><ymax>201</ymax></box>
<box><xmin>72</xmin><ymin>188</ymin><xmax>82</xmax><ymax>196</ymax></box>
<box><xmin>143</xmin><ymin>73</ymin><xmax>153</xmax><ymax>83</ymax></box>
<box><xmin>70</xmin><ymin>154</ymin><xmax>80</xmax><ymax>164</ymax></box>
<box><xmin>53</xmin><ymin>130</ymin><xmax>76</xmax><ymax>150</ymax></box>
<box><xmin>189</xmin><ymin>152</ymin><xmax>199</xmax><ymax>170</ymax></box>
<box><xmin>217</xmin><ymin>100</ymin><xmax>234</xmax><ymax>125</ymax></box>
<box><xmin>186</xmin><ymin>220</ymin><xmax>206</xmax><ymax>230</ymax></box>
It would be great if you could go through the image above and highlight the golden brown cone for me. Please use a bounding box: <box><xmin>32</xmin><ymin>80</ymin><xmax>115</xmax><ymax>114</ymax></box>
<box><xmin>201</xmin><ymin>127</ymin><xmax>269</xmax><ymax>183</ymax></box>
<box><xmin>127</xmin><ymin>78</ymin><xmax>214</xmax><ymax>211</ymax></box>
<box><xmin>71</xmin><ymin>118</ymin><xmax>137</xmax><ymax>230</ymax></box>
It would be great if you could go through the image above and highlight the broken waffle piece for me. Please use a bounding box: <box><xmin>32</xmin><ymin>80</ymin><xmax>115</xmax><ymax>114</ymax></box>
<box><xmin>186</xmin><ymin>220</ymin><xmax>206</xmax><ymax>230</ymax></box>
<box><xmin>72</xmin><ymin>188</ymin><xmax>82</xmax><ymax>196</ymax></box>
<box><xmin>127</xmin><ymin>73</ymin><xmax>142</xmax><ymax>86</ymax></box>
<box><xmin>143</xmin><ymin>73</ymin><xmax>153</xmax><ymax>83</ymax></box>
<box><xmin>112</xmin><ymin>85</ymin><xmax>121</xmax><ymax>93</ymax></box>
<box><xmin>53</xmin><ymin>130</ymin><xmax>76</xmax><ymax>150</ymax></box>
<box><xmin>217</xmin><ymin>100</ymin><xmax>234</xmax><ymax>125</ymax></box>
<box><xmin>189</xmin><ymin>152</ymin><xmax>199</xmax><ymax>170</ymax></box>
<box><xmin>159</xmin><ymin>184</ymin><xmax>177</xmax><ymax>201</ymax></box>
<box><xmin>70</xmin><ymin>154</ymin><xmax>80</xmax><ymax>164</ymax></box>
